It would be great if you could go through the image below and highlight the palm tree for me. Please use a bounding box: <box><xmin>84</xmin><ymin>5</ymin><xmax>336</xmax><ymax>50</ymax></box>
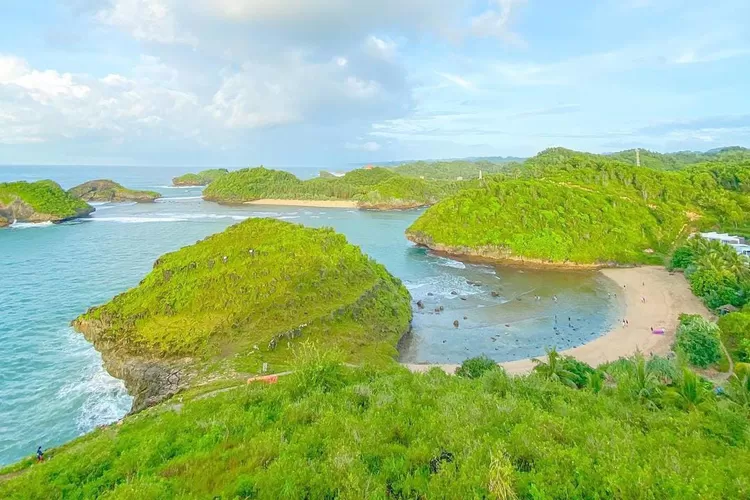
<box><xmin>727</xmin><ymin>372</ymin><xmax>750</xmax><ymax>408</ymax></box>
<box><xmin>668</xmin><ymin>368</ymin><xmax>713</xmax><ymax>412</ymax></box>
<box><xmin>629</xmin><ymin>353</ymin><xmax>662</xmax><ymax>406</ymax></box>
<box><xmin>532</xmin><ymin>348</ymin><xmax>577</xmax><ymax>388</ymax></box>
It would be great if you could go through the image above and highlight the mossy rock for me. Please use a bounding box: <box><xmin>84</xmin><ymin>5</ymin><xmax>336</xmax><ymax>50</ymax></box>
<box><xmin>69</xmin><ymin>179</ymin><xmax>160</xmax><ymax>203</ymax></box>
<box><xmin>0</xmin><ymin>180</ymin><xmax>94</xmax><ymax>225</ymax></box>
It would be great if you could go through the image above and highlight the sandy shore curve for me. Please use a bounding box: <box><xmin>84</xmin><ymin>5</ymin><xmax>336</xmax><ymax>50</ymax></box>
<box><xmin>404</xmin><ymin>266</ymin><xmax>711</xmax><ymax>375</ymax></box>
<box><xmin>245</xmin><ymin>199</ymin><xmax>358</xmax><ymax>208</ymax></box>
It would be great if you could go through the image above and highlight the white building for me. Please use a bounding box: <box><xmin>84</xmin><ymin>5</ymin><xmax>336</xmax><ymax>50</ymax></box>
<box><xmin>700</xmin><ymin>232</ymin><xmax>746</xmax><ymax>245</ymax></box>
<box><xmin>734</xmin><ymin>244</ymin><xmax>750</xmax><ymax>257</ymax></box>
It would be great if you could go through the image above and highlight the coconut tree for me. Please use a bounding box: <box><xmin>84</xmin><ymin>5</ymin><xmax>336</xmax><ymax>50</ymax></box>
<box><xmin>667</xmin><ymin>368</ymin><xmax>714</xmax><ymax>412</ymax></box>
<box><xmin>532</xmin><ymin>348</ymin><xmax>577</xmax><ymax>388</ymax></box>
<box><xmin>727</xmin><ymin>372</ymin><xmax>750</xmax><ymax>408</ymax></box>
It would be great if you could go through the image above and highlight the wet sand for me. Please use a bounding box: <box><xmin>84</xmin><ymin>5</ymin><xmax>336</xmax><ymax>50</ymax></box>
<box><xmin>404</xmin><ymin>266</ymin><xmax>711</xmax><ymax>375</ymax></box>
<box><xmin>245</xmin><ymin>199</ymin><xmax>358</xmax><ymax>208</ymax></box>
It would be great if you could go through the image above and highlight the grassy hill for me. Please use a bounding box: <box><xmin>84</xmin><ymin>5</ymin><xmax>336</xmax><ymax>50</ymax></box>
<box><xmin>391</xmin><ymin>159</ymin><xmax>518</xmax><ymax>180</ymax></box>
<box><xmin>0</xmin><ymin>180</ymin><xmax>94</xmax><ymax>226</ymax></box>
<box><xmin>2</xmin><ymin>354</ymin><xmax>749</xmax><ymax>499</ymax></box>
<box><xmin>172</xmin><ymin>169</ymin><xmax>229</xmax><ymax>187</ymax></box>
<box><xmin>68</xmin><ymin>180</ymin><xmax>160</xmax><ymax>203</ymax></box>
<box><xmin>609</xmin><ymin>146</ymin><xmax>750</xmax><ymax>171</ymax></box>
<box><xmin>72</xmin><ymin>218</ymin><xmax>412</xmax><ymax>410</ymax></box>
<box><xmin>406</xmin><ymin>150</ymin><xmax>750</xmax><ymax>266</ymax></box>
<box><xmin>203</xmin><ymin>166</ymin><xmax>471</xmax><ymax>209</ymax></box>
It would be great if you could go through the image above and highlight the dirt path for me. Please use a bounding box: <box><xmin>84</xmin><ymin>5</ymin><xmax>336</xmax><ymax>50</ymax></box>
<box><xmin>404</xmin><ymin>266</ymin><xmax>712</xmax><ymax>375</ymax></box>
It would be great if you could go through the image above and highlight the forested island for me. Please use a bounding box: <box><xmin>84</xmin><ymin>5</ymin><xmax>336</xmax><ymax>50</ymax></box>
<box><xmin>203</xmin><ymin>166</ymin><xmax>471</xmax><ymax>209</ymax></box>
<box><xmin>172</xmin><ymin>168</ymin><xmax>229</xmax><ymax>186</ymax></box>
<box><xmin>0</xmin><ymin>180</ymin><xmax>94</xmax><ymax>227</ymax></box>
<box><xmin>407</xmin><ymin>148</ymin><xmax>750</xmax><ymax>266</ymax></box>
<box><xmin>68</xmin><ymin>180</ymin><xmax>161</xmax><ymax>203</ymax></box>
<box><xmin>71</xmin><ymin>218</ymin><xmax>411</xmax><ymax>411</ymax></box>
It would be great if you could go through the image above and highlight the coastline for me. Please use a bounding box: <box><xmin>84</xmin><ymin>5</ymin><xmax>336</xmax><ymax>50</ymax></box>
<box><xmin>245</xmin><ymin>199</ymin><xmax>359</xmax><ymax>209</ymax></box>
<box><xmin>404</xmin><ymin>266</ymin><xmax>711</xmax><ymax>375</ymax></box>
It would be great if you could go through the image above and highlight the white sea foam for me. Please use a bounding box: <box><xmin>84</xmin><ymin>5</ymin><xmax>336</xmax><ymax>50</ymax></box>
<box><xmin>9</xmin><ymin>221</ymin><xmax>54</xmax><ymax>229</ymax></box>
<box><xmin>436</xmin><ymin>257</ymin><xmax>466</xmax><ymax>269</ymax></box>
<box><xmin>154</xmin><ymin>185</ymin><xmax>196</xmax><ymax>189</ymax></box>
<box><xmin>157</xmin><ymin>196</ymin><xmax>203</xmax><ymax>201</ymax></box>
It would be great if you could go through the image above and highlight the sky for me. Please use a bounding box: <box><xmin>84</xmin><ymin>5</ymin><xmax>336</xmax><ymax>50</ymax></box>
<box><xmin>1</xmin><ymin>0</ymin><xmax>749</xmax><ymax>167</ymax></box>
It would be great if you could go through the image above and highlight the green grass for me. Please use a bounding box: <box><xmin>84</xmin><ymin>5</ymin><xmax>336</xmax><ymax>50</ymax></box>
<box><xmin>74</xmin><ymin>218</ymin><xmax>412</xmax><ymax>375</ymax></box>
<box><xmin>406</xmin><ymin>149</ymin><xmax>750</xmax><ymax>265</ymax></box>
<box><xmin>203</xmin><ymin>166</ymin><xmax>472</xmax><ymax>209</ymax></box>
<box><xmin>0</xmin><ymin>180</ymin><xmax>93</xmax><ymax>220</ymax></box>
<box><xmin>68</xmin><ymin>180</ymin><xmax>160</xmax><ymax>202</ymax></box>
<box><xmin>172</xmin><ymin>169</ymin><xmax>229</xmax><ymax>186</ymax></box>
<box><xmin>2</xmin><ymin>354</ymin><xmax>749</xmax><ymax>499</ymax></box>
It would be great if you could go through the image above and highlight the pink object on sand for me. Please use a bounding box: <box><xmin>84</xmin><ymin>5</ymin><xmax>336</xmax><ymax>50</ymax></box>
<box><xmin>653</xmin><ymin>328</ymin><xmax>665</xmax><ymax>335</ymax></box>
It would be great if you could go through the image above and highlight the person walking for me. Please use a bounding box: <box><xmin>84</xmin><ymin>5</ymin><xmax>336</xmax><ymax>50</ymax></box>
<box><xmin>36</xmin><ymin>446</ymin><xmax>44</xmax><ymax>463</ymax></box>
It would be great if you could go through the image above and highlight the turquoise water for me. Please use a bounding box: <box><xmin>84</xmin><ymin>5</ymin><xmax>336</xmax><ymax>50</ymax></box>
<box><xmin>0</xmin><ymin>166</ymin><xmax>619</xmax><ymax>465</ymax></box>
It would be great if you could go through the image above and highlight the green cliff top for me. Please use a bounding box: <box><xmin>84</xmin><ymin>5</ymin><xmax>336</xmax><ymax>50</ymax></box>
<box><xmin>68</xmin><ymin>180</ymin><xmax>160</xmax><ymax>203</ymax></box>
<box><xmin>74</xmin><ymin>218</ymin><xmax>412</xmax><ymax>373</ymax></box>
<box><xmin>0</xmin><ymin>180</ymin><xmax>93</xmax><ymax>223</ymax></box>
<box><xmin>172</xmin><ymin>169</ymin><xmax>229</xmax><ymax>186</ymax></box>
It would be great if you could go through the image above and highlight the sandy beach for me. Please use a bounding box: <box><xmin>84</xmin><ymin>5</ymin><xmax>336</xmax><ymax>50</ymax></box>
<box><xmin>405</xmin><ymin>266</ymin><xmax>711</xmax><ymax>375</ymax></box>
<box><xmin>245</xmin><ymin>199</ymin><xmax>359</xmax><ymax>209</ymax></box>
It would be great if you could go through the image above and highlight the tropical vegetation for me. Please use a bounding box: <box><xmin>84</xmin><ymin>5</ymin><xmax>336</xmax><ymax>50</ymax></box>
<box><xmin>203</xmin><ymin>166</ymin><xmax>471</xmax><ymax>209</ymax></box>
<box><xmin>674</xmin><ymin>314</ymin><xmax>723</xmax><ymax>368</ymax></box>
<box><xmin>390</xmin><ymin>159</ymin><xmax>519</xmax><ymax>180</ymax></box>
<box><xmin>0</xmin><ymin>180</ymin><xmax>93</xmax><ymax>226</ymax></box>
<box><xmin>2</xmin><ymin>351</ymin><xmax>749</xmax><ymax>499</ymax></box>
<box><xmin>74</xmin><ymin>218</ymin><xmax>412</xmax><ymax>377</ymax></box>
<box><xmin>406</xmin><ymin>148</ymin><xmax>750</xmax><ymax>265</ymax></box>
<box><xmin>68</xmin><ymin>179</ymin><xmax>160</xmax><ymax>203</ymax></box>
<box><xmin>172</xmin><ymin>168</ymin><xmax>229</xmax><ymax>186</ymax></box>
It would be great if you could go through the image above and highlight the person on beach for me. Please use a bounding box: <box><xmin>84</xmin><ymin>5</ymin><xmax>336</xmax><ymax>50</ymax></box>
<box><xmin>641</xmin><ymin>296</ymin><xmax>646</xmax><ymax>304</ymax></box>
<box><xmin>36</xmin><ymin>446</ymin><xmax>44</xmax><ymax>463</ymax></box>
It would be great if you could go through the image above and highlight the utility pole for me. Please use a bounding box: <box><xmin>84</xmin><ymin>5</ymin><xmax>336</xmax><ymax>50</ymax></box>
<box><xmin>479</xmin><ymin>169</ymin><xmax>483</xmax><ymax>180</ymax></box>
<box><xmin>636</xmin><ymin>148</ymin><xmax>641</xmax><ymax>167</ymax></box>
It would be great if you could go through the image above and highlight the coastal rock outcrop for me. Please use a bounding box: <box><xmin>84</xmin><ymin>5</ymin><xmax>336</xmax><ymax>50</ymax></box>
<box><xmin>69</xmin><ymin>179</ymin><xmax>160</xmax><ymax>203</ymax></box>
<box><xmin>73</xmin><ymin>218</ymin><xmax>412</xmax><ymax>412</ymax></box>
<box><xmin>172</xmin><ymin>168</ymin><xmax>229</xmax><ymax>186</ymax></box>
<box><xmin>0</xmin><ymin>180</ymin><xmax>94</xmax><ymax>227</ymax></box>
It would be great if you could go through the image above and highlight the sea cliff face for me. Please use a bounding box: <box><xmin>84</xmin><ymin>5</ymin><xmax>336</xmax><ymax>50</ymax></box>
<box><xmin>72</xmin><ymin>219</ymin><xmax>412</xmax><ymax>412</ymax></box>
<box><xmin>68</xmin><ymin>180</ymin><xmax>160</xmax><ymax>203</ymax></box>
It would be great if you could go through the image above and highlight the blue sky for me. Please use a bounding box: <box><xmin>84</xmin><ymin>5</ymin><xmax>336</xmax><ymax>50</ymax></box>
<box><xmin>1</xmin><ymin>0</ymin><xmax>749</xmax><ymax>166</ymax></box>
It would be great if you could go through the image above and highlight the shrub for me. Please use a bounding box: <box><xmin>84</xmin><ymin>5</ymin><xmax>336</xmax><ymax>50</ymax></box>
<box><xmin>561</xmin><ymin>357</ymin><xmax>594</xmax><ymax>388</ymax></box>
<box><xmin>675</xmin><ymin>315</ymin><xmax>723</xmax><ymax>368</ymax></box>
<box><xmin>718</xmin><ymin>311</ymin><xmax>750</xmax><ymax>362</ymax></box>
<box><xmin>670</xmin><ymin>246</ymin><xmax>694</xmax><ymax>270</ymax></box>
<box><xmin>456</xmin><ymin>355</ymin><xmax>499</xmax><ymax>379</ymax></box>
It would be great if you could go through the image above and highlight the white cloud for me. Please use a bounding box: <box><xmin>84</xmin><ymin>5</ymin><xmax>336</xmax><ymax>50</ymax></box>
<box><xmin>0</xmin><ymin>55</ymin><xmax>91</xmax><ymax>103</ymax></box>
<box><xmin>437</xmin><ymin>72</ymin><xmax>475</xmax><ymax>91</ymax></box>
<box><xmin>96</xmin><ymin>0</ymin><xmax>197</xmax><ymax>46</ymax></box>
<box><xmin>471</xmin><ymin>0</ymin><xmax>527</xmax><ymax>47</ymax></box>
<box><xmin>346</xmin><ymin>141</ymin><xmax>381</xmax><ymax>152</ymax></box>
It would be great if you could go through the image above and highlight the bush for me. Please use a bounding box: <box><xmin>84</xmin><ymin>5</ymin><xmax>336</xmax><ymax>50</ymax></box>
<box><xmin>675</xmin><ymin>315</ymin><xmax>723</xmax><ymax>368</ymax></box>
<box><xmin>670</xmin><ymin>246</ymin><xmax>694</xmax><ymax>270</ymax></box>
<box><xmin>561</xmin><ymin>357</ymin><xmax>594</xmax><ymax>388</ymax></box>
<box><xmin>455</xmin><ymin>355</ymin><xmax>499</xmax><ymax>379</ymax></box>
<box><xmin>719</xmin><ymin>311</ymin><xmax>750</xmax><ymax>362</ymax></box>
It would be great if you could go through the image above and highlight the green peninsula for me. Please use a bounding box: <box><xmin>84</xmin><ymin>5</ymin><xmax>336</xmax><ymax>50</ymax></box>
<box><xmin>203</xmin><ymin>166</ymin><xmax>470</xmax><ymax>209</ymax></box>
<box><xmin>0</xmin><ymin>180</ymin><xmax>94</xmax><ymax>227</ymax></box>
<box><xmin>407</xmin><ymin>149</ymin><xmax>750</xmax><ymax>266</ymax></box>
<box><xmin>68</xmin><ymin>179</ymin><xmax>161</xmax><ymax>203</ymax></box>
<box><xmin>172</xmin><ymin>168</ymin><xmax>229</xmax><ymax>186</ymax></box>
<box><xmin>72</xmin><ymin>218</ymin><xmax>412</xmax><ymax>411</ymax></box>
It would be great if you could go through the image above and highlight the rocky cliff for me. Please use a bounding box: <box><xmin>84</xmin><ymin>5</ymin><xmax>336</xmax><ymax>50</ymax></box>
<box><xmin>0</xmin><ymin>180</ymin><xmax>94</xmax><ymax>226</ymax></box>
<box><xmin>68</xmin><ymin>179</ymin><xmax>160</xmax><ymax>203</ymax></box>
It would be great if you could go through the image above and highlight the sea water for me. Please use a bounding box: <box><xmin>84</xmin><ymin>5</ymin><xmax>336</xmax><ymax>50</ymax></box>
<box><xmin>0</xmin><ymin>166</ymin><xmax>618</xmax><ymax>465</ymax></box>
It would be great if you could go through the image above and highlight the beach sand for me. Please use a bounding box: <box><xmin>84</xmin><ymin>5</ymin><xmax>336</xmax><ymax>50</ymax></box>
<box><xmin>404</xmin><ymin>266</ymin><xmax>711</xmax><ymax>375</ymax></box>
<box><xmin>245</xmin><ymin>199</ymin><xmax>359</xmax><ymax>209</ymax></box>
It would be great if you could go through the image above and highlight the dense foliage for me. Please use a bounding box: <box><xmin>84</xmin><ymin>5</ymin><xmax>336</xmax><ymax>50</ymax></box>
<box><xmin>609</xmin><ymin>146</ymin><xmax>750</xmax><ymax>171</ymax></box>
<box><xmin>74</xmin><ymin>219</ymin><xmax>412</xmax><ymax>373</ymax></box>
<box><xmin>172</xmin><ymin>169</ymin><xmax>229</xmax><ymax>186</ymax></box>
<box><xmin>2</xmin><ymin>352</ymin><xmax>749</xmax><ymax>499</ymax></box>
<box><xmin>670</xmin><ymin>236</ymin><xmax>750</xmax><ymax>310</ymax></box>
<box><xmin>675</xmin><ymin>314</ymin><xmax>723</xmax><ymax>368</ymax></box>
<box><xmin>0</xmin><ymin>180</ymin><xmax>93</xmax><ymax>223</ymax></box>
<box><xmin>391</xmin><ymin>159</ymin><xmax>518</xmax><ymax>180</ymax></box>
<box><xmin>68</xmin><ymin>180</ymin><xmax>160</xmax><ymax>203</ymax></box>
<box><xmin>407</xmin><ymin>149</ymin><xmax>750</xmax><ymax>265</ymax></box>
<box><xmin>719</xmin><ymin>306</ymin><xmax>750</xmax><ymax>363</ymax></box>
<box><xmin>203</xmin><ymin>166</ymin><xmax>470</xmax><ymax>209</ymax></box>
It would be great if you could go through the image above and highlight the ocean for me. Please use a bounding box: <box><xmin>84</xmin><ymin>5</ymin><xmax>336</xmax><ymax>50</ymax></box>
<box><xmin>0</xmin><ymin>165</ymin><xmax>619</xmax><ymax>465</ymax></box>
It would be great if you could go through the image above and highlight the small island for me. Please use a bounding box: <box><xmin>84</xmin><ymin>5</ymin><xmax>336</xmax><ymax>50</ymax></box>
<box><xmin>203</xmin><ymin>166</ymin><xmax>469</xmax><ymax>210</ymax></box>
<box><xmin>172</xmin><ymin>168</ymin><xmax>229</xmax><ymax>187</ymax></box>
<box><xmin>0</xmin><ymin>180</ymin><xmax>94</xmax><ymax>227</ymax></box>
<box><xmin>68</xmin><ymin>179</ymin><xmax>161</xmax><ymax>203</ymax></box>
<box><xmin>72</xmin><ymin>218</ymin><xmax>412</xmax><ymax>411</ymax></box>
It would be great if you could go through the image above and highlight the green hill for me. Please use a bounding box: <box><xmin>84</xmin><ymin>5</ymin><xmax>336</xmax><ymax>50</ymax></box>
<box><xmin>2</xmin><ymin>354</ymin><xmax>749</xmax><ymax>499</ymax></box>
<box><xmin>203</xmin><ymin>166</ymin><xmax>471</xmax><ymax>210</ymax></box>
<box><xmin>391</xmin><ymin>159</ymin><xmax>517</xmax><ymax>180</ymax></box>
<box><xmin>172</xmin><ymin>169</ymin><xmax>229</xmax><ymax>187</ymax></box>
<box><xmin>0</xmin><ymin>180</ymin><xmax>94</xmax><ymax>227</ymax></box>
<box><xmin>72</xmin><ymin>218</ymin><xmax>411</xmax><ymax>410</ymax></box>
<box><xmin>406</xmin><ymin>150</ymin><xmax>750</xmax><ymax>266</ymax></box>
<box><xmin>609</xmin><ymin>146</ymin><xmax>750</xmax><ymax>171</ymax></box>
<box><xmin>68</xmin><ymin>180</ymin><xmax>160</xmax><ymax>203</ymax></box>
